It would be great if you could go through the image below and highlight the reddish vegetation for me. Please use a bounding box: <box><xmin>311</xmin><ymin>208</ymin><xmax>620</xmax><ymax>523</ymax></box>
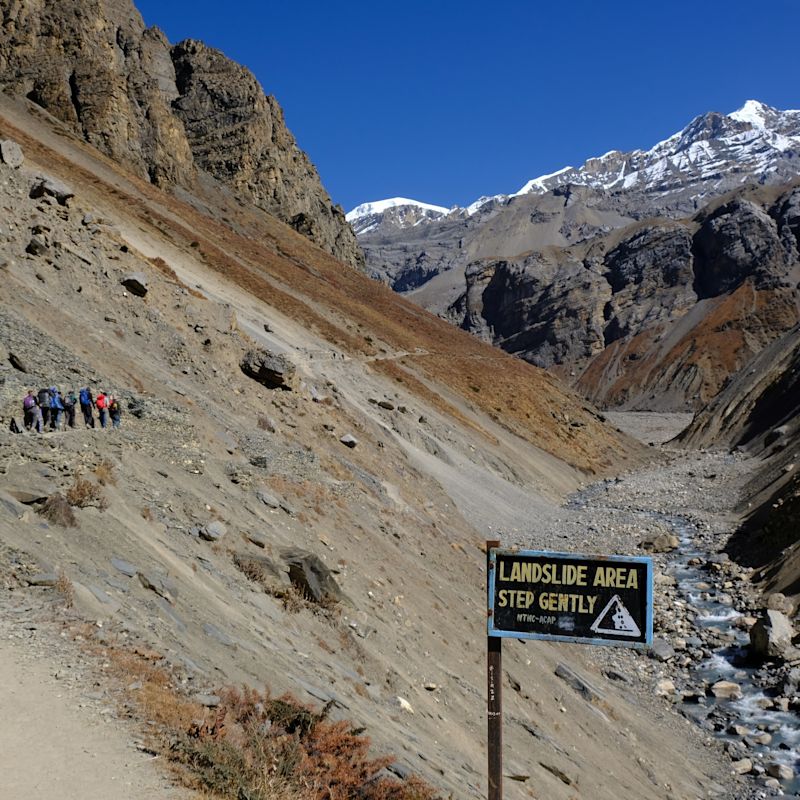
<box><xmin>578</xmin><ymin>283</ymin><xmax>799</xmax><ymax>409</ymax></box>
<box><xmin>101</xmin><ymin>647</ymin><xmax>437</xmax><ymax>800</ymax></box>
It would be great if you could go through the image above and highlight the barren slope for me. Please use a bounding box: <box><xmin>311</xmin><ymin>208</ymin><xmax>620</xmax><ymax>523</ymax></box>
<box><xmin>0</xmin><ymin>95</ymin><xmax>738</xmax><ymax>799</ymax></box>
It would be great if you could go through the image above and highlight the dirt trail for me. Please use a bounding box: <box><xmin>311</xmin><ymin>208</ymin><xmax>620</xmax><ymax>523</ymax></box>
<box><xmin>0</xmin><ymin>622</ymin><xmax>191</xmax><ymax>799</ymax></box>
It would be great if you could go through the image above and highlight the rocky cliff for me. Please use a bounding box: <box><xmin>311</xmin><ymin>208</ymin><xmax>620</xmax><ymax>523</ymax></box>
<box><xmin>454</xmin><ymin>186</ymin><xmax>800</xmax><ymax>410</ymax></box>
<box><xmin>0</xmin><ymin>0</ymin><xmax>363</xmax><ymax>269</ymax></box>
<box><xmin>676</xmin><ymin>324</ymin><xmax>800</xmax><ymax>598</ymax></box>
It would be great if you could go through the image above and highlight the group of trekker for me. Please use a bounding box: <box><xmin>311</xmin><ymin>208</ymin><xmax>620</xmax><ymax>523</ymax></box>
<box><xmin>20</xmin><ymin>387</ymin><xmax>122</xmax><ymax>433</ymax></box>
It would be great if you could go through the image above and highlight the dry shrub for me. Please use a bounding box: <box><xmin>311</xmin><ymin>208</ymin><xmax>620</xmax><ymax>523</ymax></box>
<box><xmin>106</xmin><ymin>648</ymin><xmax>200</xmax><ymax>732</ymax></box>
<box><xmin>39</xmin><ymin>493</ymin><xmax>77</xmax><ymax>527</ymax></box>
<box><xmin>233</xmin><ymin>553</ymin><xmax>272</xmax><ymax>587</ymax></box>
<box><xmin>55</xmin><ymin>569</ymin><xmax>74</xmax><ymax>607</ymax></box>
<box><xmin>232</xmin><ymin>554</ymin><xmax>300</xmax><ymax>611</ymax></box>
<box><xmin>66</xmin><ymin>474</ymin><xmax>108</xmax><ymax>510</ymax></box>
<box><xmin>93</xmin><ymin>460</ymin><xmax>117</xmax><ymax>486</ymax></box>
<box><xmin>168</xmin><ymin>686</ymin><xmax>439</xmax><ymax>800</ymax></box>
<box><xmin>141</xmin><ymin>506</ymin><xmax>153</xmax><ymax>521</ymax></box>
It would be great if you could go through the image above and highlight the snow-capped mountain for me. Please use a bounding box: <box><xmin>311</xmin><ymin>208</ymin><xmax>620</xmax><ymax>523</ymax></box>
<box><xmin>350</xmin><ymin>100</ymin><xmax>800</xmax><ymax>238</ymax></box>
<box><xmin>346</xmin><ymin>197</ymin><xmax>451</xmax><ymax>235</ymax></box>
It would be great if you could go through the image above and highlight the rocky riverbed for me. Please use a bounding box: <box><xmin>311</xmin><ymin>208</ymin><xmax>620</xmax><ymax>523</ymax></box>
<box><xmin>516</xmin><ymin>413</ymin><xmax>800</xmax><ymax>799</ymax></box>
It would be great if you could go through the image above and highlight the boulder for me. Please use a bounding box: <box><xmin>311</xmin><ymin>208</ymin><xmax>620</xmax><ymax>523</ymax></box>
<box><xmin>655</xmin><ymin>678</ymin><xmax>676</xmax><ymax>697</ymax></box>
<box><xmin>340</xmin><ymin>433</ymin><xmax>358</xmax><ymax>448</ymax></box>
<box><xmin>0</xmin><ymin>139</ymin><xmax>24</xmax><ymax>168</ymax></box>
<box><xmin>25</xmin><ymin>235</ymin><xmax>49</xmax><ymax>256</ymax></box>
<box><xmin>710</xmin><ymin>680</ymin><xmax>742</xmax><ymax>700</ymax></box>
<box><xmin>199</xmin><ymin>520</ymin><xmax>226</xmax><ymax>541</ymax></box>
<box><xmin>121</xmin><ymin>272</ymin><xmax>149</xmax><ymax>297</ymax></box>
<box><xmin>640</xmin><ymin>533</ymin><xmax>679</xmax><ymax>553</ymax></box>
<box><xmin>766</xmin><ymin>762</ymin><xmax>794</xmax><ymax>781</ymax></box>
<box><xmin>280</xmin><ymin>548</ymin><xmax>344</xmax><ymax>604</ymax></box>
<box><xmin>1</xmin><ymin>464</ymin><xmax>58</xmax><ymax>504</ymax></box>
<box><xmin>240</xmin><ymin>348</ymin><xmax>296</xmax><ymax>390</ymax></box>
<box><xmin>29</xmin><ymin>176</ymin><xmax>74</xmax><ymax>206</ymax></box>
<box><xmin>749</xmin><ymin>609</ymin><xmax>796</xmax><ymax>660</ymax></box>
<box><xmin>137</xmin><ymin>571</ymin><xmax>179</xmax><ymax>604</ymax></box>
<box><xmin>650</xmin><ymin>637</ymin><xmax>675</xmax><ymax>661</ymax></box>
<box><xmin>766</xmin><ymin>592</ymin><xmax>793</xmax><ymax>614</ymax></box>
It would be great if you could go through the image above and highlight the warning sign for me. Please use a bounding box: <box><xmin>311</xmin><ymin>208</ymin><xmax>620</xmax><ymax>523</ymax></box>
<box><xmin>487</xmin><ymin>549</ymin><xmax>652</xmax><ymax>647</ymax></box>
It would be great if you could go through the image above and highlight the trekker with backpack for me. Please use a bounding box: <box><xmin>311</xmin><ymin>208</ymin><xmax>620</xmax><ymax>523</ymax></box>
<box><xmin>37</xmin><ymin>387</ymin><xmax>51</xmax><ymax>429</ymax></box>
<box><xmin>22</xmin><ymin>390</ymin><xmax>37</xmax><ymax>430</ymax></box>
<box><xmin>79</xmin><ymin>387</ymin><xmax>95</xmax><ymax>428</ymax></box>
<box><xmin>63</xmin><ymin>390</ymin><xmax>77</xmax><ymax>429</ymax></box>
<box><xmin>109</xmin><ymin>395</ymin><xmax>122</xmax><ymax>429</ymax></box>
<box><xmin>49</xmin><ymin>386</ymin><xmax>64</xmax><ymax>430</ymax></box>
<box><xmin>96</xmin><ymin>391</ymin><xmax>108</xmax><ymax>429</ymax></box>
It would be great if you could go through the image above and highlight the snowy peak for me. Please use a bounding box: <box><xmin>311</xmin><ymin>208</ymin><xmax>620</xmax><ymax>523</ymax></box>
<box><xmin>346</xmin><ymin>197</ymin><xmax>453</xmax><ymax>235</ymax></box>
<box><xmin>350</xmin><ymin>100</ymin><xmax>800</xmax><ymax>239</ymax></box>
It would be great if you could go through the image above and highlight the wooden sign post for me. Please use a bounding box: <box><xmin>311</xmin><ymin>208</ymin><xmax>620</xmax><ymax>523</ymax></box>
<box><xmin>486</xmin><ymin>543</ymin><xmax>653</xmax><ymax>798</ymax></box>
<box><xmin>486</xmin><ymin>539</ymin><xmax>502</xmax><ymax>800</ymax></box>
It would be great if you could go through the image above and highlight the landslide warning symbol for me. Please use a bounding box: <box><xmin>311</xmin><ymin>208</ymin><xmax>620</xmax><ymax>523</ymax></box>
<box><xmin>590</xmin><ymin>594</ymin><xmax>641</xmax><ymax>637</ymax></box>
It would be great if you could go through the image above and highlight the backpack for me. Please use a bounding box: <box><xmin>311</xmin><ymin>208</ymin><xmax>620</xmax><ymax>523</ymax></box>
<box><xmin>50</xmin><ymin>388</ymin><xmax>64</xmax><ymax>410</ymax></box>
<box><xmin>109</xmin><ymin>400</ymin><xmax>119</xmax><ymax>413</ymax></box>
<box><xmin>38</xmin><ymin>388</ymin><xmax>50</xmax><ymax>406</ymax></box>
<box><xmin>96</xmin><ymin>394</ymin><xmax>107</xmax><ymax>410</ymax></box>
<box><xmin>23</xmin><ymin>395</ymin><xmax>36</xmax><ymax>410</ymax></box>
<box><xmin>79</xmin><ymin>388</ymin><xmax>91</xmax><ymax>405</ymax></box>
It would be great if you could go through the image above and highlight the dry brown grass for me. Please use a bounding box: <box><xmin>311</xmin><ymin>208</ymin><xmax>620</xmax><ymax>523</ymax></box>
<box><xmin>100</xmin><ymin>645</ymin><xmax>438</xmax><ymax>800</ymax></box>
<box><xmin>39</xmin><ymin>493</ymin><xmax>77</xmax><ymax>527</ymax></box>
<box><xmin>93</xmin><ymin>460</ymin><xmax>117</xmax><ymax>486</ymax></box>
<box><xmin>66</xmin><ymin>474</ymin><xmax>108</xmax><ymax>510</ymax></box>
<box><xmin>166</xmin><ymin>686</ymin><xmax>439</xmax><ymax>800</ymax></box>
<box><xmin>55</xmin><ymin>569</ymin><xmax>74</xmax><ymax>607</ymax></box>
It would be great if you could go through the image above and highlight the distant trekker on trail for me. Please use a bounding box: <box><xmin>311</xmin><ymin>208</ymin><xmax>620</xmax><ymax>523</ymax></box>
<box><xmin>79</xmin><ymin>387</ymin><xmax>95</xmax><ymax>428</ymax></box>
<box><xmin>63</xmin><ymin>390</ymin><xmax>77</xmax><ymax>429</ymax></box>
<box><xmin>96</xmin><ymin>390</ymin><xmax>108</xmax><ymax>429</ymax></box>
<box><xmin>49</xmin><ymin>386</ymin><xmax>64</xmax><ymax>430</ymax></box>
<box><xmin>22</xmin><ymin>390</ymin><xmax>38</xmax><ymax>431</ymax></box>
<box><xmin>37</xmin><ymin>387</ymin><xmax>51</xmax><ymax>428</ymax></box>
<box><xmin>109</xmin><ymin>395</ymin><xmax>121</xmax><ymax>429</ymax></box>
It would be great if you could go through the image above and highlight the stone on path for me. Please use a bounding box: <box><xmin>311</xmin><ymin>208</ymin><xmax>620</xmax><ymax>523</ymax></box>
<box><xmin>137</xmin><ymin>571</ymin><xmax>178</xmax><ymax>605</ymax></box>
<box><xmin>554</xmin><ymin>662</ymin><xmax>601</xmax><ymax>702</ymax></box>
<box><xmin>111</xmin><ymin>557</ymin><xmax>138</xmax><ymax>578</ymax></box>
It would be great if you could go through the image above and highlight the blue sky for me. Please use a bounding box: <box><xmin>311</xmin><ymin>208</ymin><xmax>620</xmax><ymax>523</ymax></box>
<box><xmin>135</xmin><ymin>0</ymin><xmax>800</xmax><ymax>212</ymax></box>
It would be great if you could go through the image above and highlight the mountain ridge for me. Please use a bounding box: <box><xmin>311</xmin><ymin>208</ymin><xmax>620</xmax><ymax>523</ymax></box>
<box><xmin>351</xmin><ymin>99</ymin><xmax>800</xmax><ymax>235</ymax></box>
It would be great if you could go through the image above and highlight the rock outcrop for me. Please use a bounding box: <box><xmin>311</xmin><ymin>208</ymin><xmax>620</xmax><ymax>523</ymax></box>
<box><xmin>170</xmin><ymin>40</ymin><xmax>363</xmax><ymax>270</ymax></box>
<box><xmin>0</xmin><ymin>0</ymin><xmax>363</xmax><ymax>269</ymax></box>
<box><xmin>453</xmin><ymin>189</ymin><xmax>800</xmax><ymax>410</ymax></box>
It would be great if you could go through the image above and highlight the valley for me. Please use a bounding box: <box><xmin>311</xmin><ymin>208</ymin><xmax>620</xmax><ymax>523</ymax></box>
<box><xmin>0</xmin><ymin>2</ymin><xmax>799</xmax><ymax>799</ymax></box>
